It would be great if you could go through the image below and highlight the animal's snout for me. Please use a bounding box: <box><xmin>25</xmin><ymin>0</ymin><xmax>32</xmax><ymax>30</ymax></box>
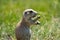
<box><xmin>33</xmin><ymin>13</ymin><xmax>37</xmax><ymax>17</ymax></box>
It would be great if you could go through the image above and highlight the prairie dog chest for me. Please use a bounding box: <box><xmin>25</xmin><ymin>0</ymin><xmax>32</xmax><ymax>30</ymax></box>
<box><xmin>16</xmin><ymin>26</ymin><xmax>31</xmax><ymax>38</ymax></box>
<box><xmin>21</xmin><ymin>26</ymin><xmax>31</xmax><ymax>36</ymax></box>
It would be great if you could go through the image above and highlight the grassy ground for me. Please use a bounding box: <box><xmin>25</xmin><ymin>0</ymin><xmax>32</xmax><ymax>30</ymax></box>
<box><xmin>0</xmin><ymin>0</ymin><xmax>60</xmax><ymax>40</ymax></box>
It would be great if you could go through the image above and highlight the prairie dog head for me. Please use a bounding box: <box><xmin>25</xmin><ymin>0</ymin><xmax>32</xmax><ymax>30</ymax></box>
<box><xmin>23</xmin><ymin>9</ymin><xmax>40</xmax><ymax>25</ymax></box>
<box><xmin>23</xmin><ymin>9</ymin><xmax>37</xmax><ymax>19</ymax></box>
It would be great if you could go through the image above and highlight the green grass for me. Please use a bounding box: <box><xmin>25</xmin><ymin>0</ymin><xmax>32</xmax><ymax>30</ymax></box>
<box><xmin>0</xmin><ymin>0</ymin><xmax>60</xmax><ymax>40</ymax></box>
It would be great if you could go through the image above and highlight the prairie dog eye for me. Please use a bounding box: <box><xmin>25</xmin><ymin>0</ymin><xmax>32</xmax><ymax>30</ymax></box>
<box><xmin>29</xmin><ymin>11</ymin><xmax>33</xmax><ymax>13</ymax></box>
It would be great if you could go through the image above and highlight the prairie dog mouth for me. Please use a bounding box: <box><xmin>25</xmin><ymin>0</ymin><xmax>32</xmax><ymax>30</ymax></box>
<box><xmin>32</xmin><ymin>13</ymin><xmax>37</xmax><ymax>18</ymax></box>
<box><xmin>30</xmin><ymin>15</ymin><xmax>40</xmax><ymax>25</ymax></box>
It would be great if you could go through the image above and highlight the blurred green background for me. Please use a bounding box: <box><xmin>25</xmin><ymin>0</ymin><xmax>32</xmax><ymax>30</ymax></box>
<box><xmin>0</xmin><ymin>0</ymin><xmax>60</xmax><ymax>40</ymax></box>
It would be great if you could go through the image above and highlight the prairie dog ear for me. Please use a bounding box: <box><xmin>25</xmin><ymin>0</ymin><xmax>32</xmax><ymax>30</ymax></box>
<box><xmin>25</xmin><ymin>12</ymin><xmax>30</xmax><ymax>15</ymax></box>
<box><xmin>23</xmin><ymin>12</ymin><xmax>30</xmax><ymax>17</ymax></box>
<box><xmin>24</xmin><ymin>12</ymin><xmax>28</xmax><ymax>14</ymax></box>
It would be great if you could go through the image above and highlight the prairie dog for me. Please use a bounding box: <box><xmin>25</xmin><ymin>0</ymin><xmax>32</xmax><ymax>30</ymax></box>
<box><xmin>15</xmin><ymin>9</ymin><xmax>40</xmax><ymax>40</ymax></box>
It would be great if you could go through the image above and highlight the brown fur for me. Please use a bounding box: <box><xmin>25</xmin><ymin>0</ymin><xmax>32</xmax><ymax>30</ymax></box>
<box><xmin>15</xmin><ymin>9</ymin><xmax>40</xmax><ymax>40</ymax></box>
<box><xmin>15</xmin><ymin>17</ymin><xmax>31</xmax><ymax>40</ymax></box>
